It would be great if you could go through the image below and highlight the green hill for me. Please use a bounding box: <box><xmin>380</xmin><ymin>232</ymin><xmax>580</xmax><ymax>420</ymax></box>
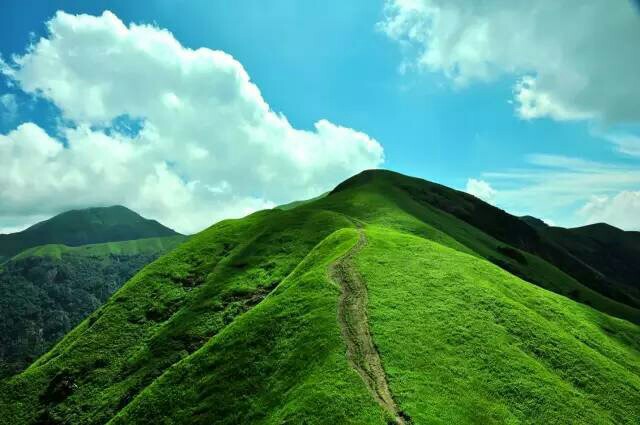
<box><xmin>1</xmin><ymin>170</ymin><xmax>638</xmax><ymax>424</ymax></box>
<box><xmin>330</xmin><ymin>170</ymin><xmax>640</xmax><ymax>317</ymax></box>
<box><xmin>529</xmin><ymin>222</ymin><xmax>640</xmax><ymax>308</ymax></box>
<box><xmin>0</xmin><ymin>235</ymin><xmax>187</xmax><ymax>378</ymax></box>
<box><xmin>0</xmin><ymin>206</ymin><xmax>179</xmax><ymax>263</ymax></box>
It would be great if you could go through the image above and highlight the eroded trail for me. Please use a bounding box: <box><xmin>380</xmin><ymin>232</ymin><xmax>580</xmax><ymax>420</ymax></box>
<box><xmin>330</xmin><ymin>229</ymin><xmax>409</xmax><ymax>424</ymax></box>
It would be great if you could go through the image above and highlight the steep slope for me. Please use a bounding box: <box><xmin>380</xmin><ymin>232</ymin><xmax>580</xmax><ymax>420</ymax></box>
<box><xmin>358</xmin><ymin>226</ymin><xmax>640</xmax><ymax>423</ymax></box>
<box><xmin>0</xmin><ymin>235</ymin><xmax>186</xmax><ymax>378</ymax></box>
<box><xmin>0</xmin><ymin>206</ymin><xmax>178</xmax><ymax>262</ymax></box>
<box><xmin>1</xmin><ymin>170</ymin><xmax>638</xmax><ymax>424</ymax></box>
<box><xmin>529</xmin><ymin>222</ymin><xmax>640</xmax><ymax>307</ymax></box>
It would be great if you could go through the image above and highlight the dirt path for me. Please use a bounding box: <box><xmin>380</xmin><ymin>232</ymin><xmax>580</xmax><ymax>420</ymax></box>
<box><xmin>330</xmin><ymin>229</ymin><xmax>409</xmax><ymax>424</ymax></box>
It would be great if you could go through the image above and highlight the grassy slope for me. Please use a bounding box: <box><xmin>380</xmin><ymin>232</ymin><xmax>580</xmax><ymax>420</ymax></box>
<box><xmin>0</xmin><ymin>208</ymin><xmax>359</xmax><ymax>424</ymax></box>
<box><xmin>276</xmin><ymin>192</ymin><xmax>329</xmax><ymax>210</ymax></box>
<box><xmin>319</xmin><ymin>172</ymin><xmax>640</xmax><ymax>323</ymax></box>
<box><xmin>330</xmin><ymin>170</ymin><xmax>640</xmax><ymax>314</ymax></box>
<box><xmin>1</xmin><ymin>170</ymin><xmax>639</xmax><ymax>424</ymax></box>
<box><xmin>359</xmin><ymin>226</ymin><xmax>640</xmax><ymax>424</ymax></box>
<box><xmin>11</xmin><ymin>235</ymin><xmax>187</xmax><ymax>261</ymax></box>
<box><xmin>111</xmin><ymin>229</ymin><xmax>386</xmax><ymax>425</ymax></box>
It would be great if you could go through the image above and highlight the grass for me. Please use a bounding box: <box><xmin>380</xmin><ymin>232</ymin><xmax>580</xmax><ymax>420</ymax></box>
<box><xmin>0</xmin><ymin>208</ymin><xmax>359</xmax><ymax>424</ymax></box>
<box><xmin>275</xmin><ymin>191</ymin><xmax>329</xmax><ymax>210</ymax></box>
<box><xmin>318</xmin><ymin>170</ymin><xmax>640</xmax><ymax>323</ymax></box>
<box><xmin>1</xmin><ymin>169</ymin><xmax>638</xmax><ymax>424</ymax></box>
<box><xmin>11</xmin><ymin>235</ymin><xmax>187</xmax><ymax>261</ymax></box>
<box><xmin>358</xmin><ymin>226</ymin><xmax>640</xmax><ymax>424</ymax></box>
<box><xmin>110</xmin><ymin>229</ymin><xmax>386</xmax><ymax>424</ymax></box>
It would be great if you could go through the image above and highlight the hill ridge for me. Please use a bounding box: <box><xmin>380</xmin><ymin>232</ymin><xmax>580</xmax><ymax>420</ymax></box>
<box><xmin>330</xmin><ymin>169</ymin><xmax>640</xmax><ymax>318</ymax></box>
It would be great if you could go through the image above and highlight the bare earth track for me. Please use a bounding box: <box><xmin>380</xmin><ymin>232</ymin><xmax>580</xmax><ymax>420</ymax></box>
<box><xmin>330</xmin><ymin>229</ymin><xmax>409</xmax><ymax>424</ymax></box>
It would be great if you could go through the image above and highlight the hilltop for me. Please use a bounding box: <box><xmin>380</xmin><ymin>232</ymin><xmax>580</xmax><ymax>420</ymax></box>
<box><xmin>0</xmin><ymin>206</ymin><xmax>179</xmax><ymax>262</ymax></box>
<box><xmin>1</xmin><ymin>170</ymin><xmax>638</xmax><ymax>424</ymax></box>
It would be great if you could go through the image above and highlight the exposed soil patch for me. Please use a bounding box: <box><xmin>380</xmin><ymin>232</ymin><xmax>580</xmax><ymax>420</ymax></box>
<box><xmin>330</xmin><ymin>229</ymin><xmax>409</xmax><ymax>424</ymax></box>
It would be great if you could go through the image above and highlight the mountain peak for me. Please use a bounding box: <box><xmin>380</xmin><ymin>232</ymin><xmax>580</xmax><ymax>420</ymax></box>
<box><xmin>0</xmin><ymin>206</ymin><xmax>178</xmax><ymax>261</ymax></box>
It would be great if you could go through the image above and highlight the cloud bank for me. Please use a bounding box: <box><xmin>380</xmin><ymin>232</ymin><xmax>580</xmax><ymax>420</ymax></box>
<box><xmin>1</xmin><ymin>11</ymin><xmax>384</xmax><ymax>233</ymax></box>
<box><xmin>379</xmin><ymin>0</ymin><xmax>640</xmax><ymax>124</ymax></box>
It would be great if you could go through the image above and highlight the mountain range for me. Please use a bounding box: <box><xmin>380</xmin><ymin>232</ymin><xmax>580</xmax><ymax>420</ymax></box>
<box><xmin>0</xmin><ymin>170</ymin><xmax>638</xmax><ymax>424</ymax></box>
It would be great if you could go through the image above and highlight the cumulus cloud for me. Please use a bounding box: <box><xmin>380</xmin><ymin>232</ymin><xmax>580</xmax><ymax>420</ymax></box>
<box><xmin>0</xmin><ymin>11</ymin><xmax>384</xmax><ymax>233</ymax></box>
<box><xmin>465</xmin><ymin>178</ymin><xmax>496</xmax><ymax>203</ymax></box>
<box><xmin>379</xmin><ymin>0</ymin><xmax>640</xmax><ymax>124</ymax></box>
<box><xmin>580</xmin><ymin>192</ymin><xmax>640</xmax><ymax>230</ymax></box>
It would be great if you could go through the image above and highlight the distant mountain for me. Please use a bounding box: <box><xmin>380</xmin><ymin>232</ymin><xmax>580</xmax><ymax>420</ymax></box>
<box><xmin>530</xmin><ymin>222</ymin><xmax>640</xmax><ymax>308</ymax></box>
<box><xmin>0</xmin><ymin>206</ymin><xmax>185</xmax><ymax>378</ymax></box>
<box><xmin>0</xmin><ymin>235</ymin><xmax>186</xmax><ymax>378</ymax></box>
<box><xmin>1</xmin><ymin>169</ymin><xmax>637</xmax><ymax>425</ymax></box>
<box><xmin>0</xmin><ymin>206</ymin><xmax>178</xmax><ymax>262</ymax></box>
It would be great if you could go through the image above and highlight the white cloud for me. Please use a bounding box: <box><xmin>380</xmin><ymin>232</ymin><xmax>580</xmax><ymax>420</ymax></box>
<box><xmin>603</xmin><ymin>133</ymin><xmax>640</xmax><ymax>157</ymax></box>
<box><xmin>0</xmin><ymin>93</ymin><xmax>17</xmax><ymax>122</ymax></box>
<box><xmin>379</xmin><ymin>0</ymin><xmax>640</xmax><ymax>124</ymax></box>
<box><xmin>465</xmin><ymin>178</ymin><xmax>496</xmax><ymax>203</ymax></box>
<box><xmin>0</xmin><ymin>11</ymin><xmax>384</xmax><ymax>233</ymax></box>
<box><xmin>580</xmin><ymin>192</ymin><xmax>640</xmax><ymax>230</ymax></box>
<box><xmin>476</xmin><ymin>154</ymin><xmax>640</xmax><ymax>229</ymax></box>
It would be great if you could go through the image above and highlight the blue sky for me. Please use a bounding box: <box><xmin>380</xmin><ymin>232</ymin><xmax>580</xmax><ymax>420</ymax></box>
<box><xmin>1</xmin><ymin>1</ymin><xmax>639</xmax><ymax>233</ymax></box>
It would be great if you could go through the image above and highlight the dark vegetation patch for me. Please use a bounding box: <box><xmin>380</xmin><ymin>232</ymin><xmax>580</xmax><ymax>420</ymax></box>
<box><xmin>145</xmin><ymin>299</ymin><xmax>181</xmax><ymax>323</ymax></box>
<box><xmin>0</xmin><ymin>251</ymin><xmax>168</xmax><ymax>378</ymax></box>
<box><xmin>40</xmin><ymin>370</ymin><xmax>77</xmax><ymax>404</ymax></box>
<box><xmin>34</xmin><ymin>409</ymin><xmax>63</xmax><ymax>425</ymax></box>
<box><xmin>497</xmin><ymin>246</ymin><xmax>528</xmax><ymax>264</ymax></box>
<box><xmin>93</xmin><ymin>357</ymin><xmax>109</xmax><ymax>369</ymax></box>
